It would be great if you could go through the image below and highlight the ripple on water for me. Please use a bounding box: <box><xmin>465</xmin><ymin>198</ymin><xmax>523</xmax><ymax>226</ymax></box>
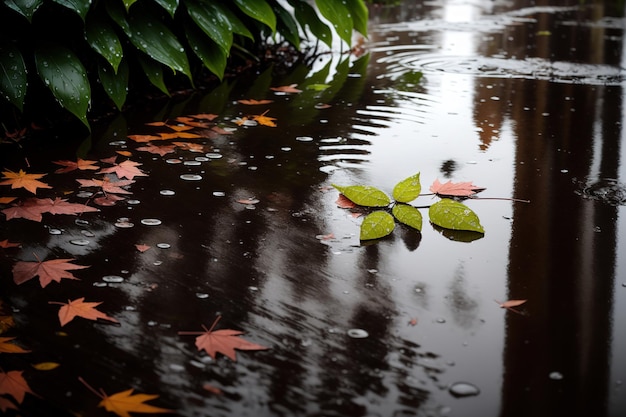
<box><xmin>449</xmin><ymin>382</ymin><xmax>480</xmax><ymax>397</ymax></box>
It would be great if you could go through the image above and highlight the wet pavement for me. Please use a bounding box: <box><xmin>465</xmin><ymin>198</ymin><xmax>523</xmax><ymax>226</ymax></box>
<box><xmin>1</xmin><ymin>1</ymin><xmax>625</xmax><ymax>416</ymax></box>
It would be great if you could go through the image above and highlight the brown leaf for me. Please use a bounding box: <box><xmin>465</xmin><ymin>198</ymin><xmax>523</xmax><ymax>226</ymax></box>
<box><xmin>336</xmin><ymin>194</ymin><xmax>357</xmax><ymax>209</ymax></box>
<box><xmin>116</xmin><ymin>150</ymin><xmax>133</xmax><ymax>157</ymax></box>
<box><xmin>135</xmin><ymin>244</ymin><xmax>151</xmax><ymax>253</ymax></box>
<box><xmin>179</xmin><ymin>316</ymin><xmax>269</xmax><ymax>361</ymax></box>
<box><xmin>0</xmin><ymin>169</ymin><xmax>52</xmax><ymax>194</ymax></box>
<box><xmin>174</xmin><ymin>117</ymin><xmax>212</xmax><ymax>129</ymax></box>
<box><xmin>496</xmin><ymin>299</ymin><xmax>528</xmax><ymax>308</ymax></box>
<box><xmin>76</xmin><ymin>178</ymin><xmax>135</xmax><ymax>195</ymax></box>
<box><xmin>0</xmin><ymin>196</ymin><xmax>17</xmax><ymax>204</ymax></box>
<box><xmin>128</xmin><ymin>134</ymin><xmax>163</xmax><ymax>143</ymax></box>
<box><xmin>0</xmin><ymin>396</ymin><xmax>18</xmax><ymax>412</ymax></box>
<box><xmin>13</xmin><ymin>258</ymin><xmax>89</xmax><ymax>287</ymax></box>
<box><xmin>238</xmin><ymin>99</ymin><xmax>273</xmax><ymax>105</ymax></box>
<box><xmin>97</xmin><ymin>160</ymin><xmax>148</xmax><ymax>180</ymax></box>
<box><xmin>270</xmin><ymin>84</ymin><xmax>302</xmax><ymax>93</ymax></box>
<box><xmin>136</xmin><ymin>144</ymin><xmax>176</xmax><ymax>156</ymax></box>
<box><xmin>0</xmin><ymin>337</ymin><xmax>30</xmax><ymax>353</ymax></box>
<box><xmin>429</xmin><ymin>179</ymin><xmax>485</xmax><ymax>197</ymax></box>
<box><xmin>0</xmin><ymin>239</ymin><xmax>20</xmax><ymax>249</ymax></box>
<box><xmin>53</xmin><ymin>158</ymin><xmax>99</xmax><ymax>173</ymax></box>
<box><xmin>51</xmin><ymin>297</ymin><xmax>118</xmax><ymax>327</ymax></box>
<box><xmin>0</xmin><ymin>370</ymin><xmax>37</xmax><ymax>404</ymax></box>
<box><xmin>202</xmin><ymin>383</ymin><xmax>223</xmax><ymax>395</ymax></box>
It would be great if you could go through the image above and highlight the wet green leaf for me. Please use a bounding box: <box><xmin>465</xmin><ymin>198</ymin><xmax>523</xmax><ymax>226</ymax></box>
<box><xmin>0</xmin><ymin>42</ymin><xmax>27</xmax><ymax>111</ymax></box>
<box><xmin>185</xmin><ymin>26</ymin><xmax>227</xmax><ymax>80</ymax></box>
<box><xmin>392</xmin><ymin>204</ymin><xmax>422</xmax><ymax>231</ymax></box>
<box><xmin>98</xmin><ymin>59</ymin><xmax>128</xmax><ymax>110</ymax></box>
<box><xmin>344</xmin><ymin>0</ymin><xmax>368</xmax><ymax>36</ymax></box>
<box><xmin>306</xmin><ymin>84</ymin><xmax>331</xmax><ymax>91</ymax></box>
<box><xmin>122</xmin><ymin>0</ymin><xmax>137</xmax><ymax>11</ymax></box>
<box><xmin>3</xmin><ymin>0</ymin><xmax>43</xmax><ymax>22</ymax></box>
<box><xmin>138</xmin><ymin>55</ymin><xmax>169</xmax><ymax>96</ymax></box>
<box><xmin>186</xmin><ymin>0</ymin><xmax>233</xmax><ymax>54</ymax></box>
<box><xmin>360</xmin><ymin>211</ymin><xmax>395</xmax><ymax>240</ymax></box>
<box><xmin>52</xmin><ymin>0</ymin><xmax>90</xmax><ymax>21</ymax></box>
<box><xmin>288</xmin><ymin>0</ymin><xmax>332</xmax><ymax>47</ymax></box>
<box><xmin>315</xmin><ymin>0</ymin><xmax>352</xmax><ymax>45</ymax></box>
<box><xmin>274</xmin><ymin>2</ymin><xmax>300</xmax><ymax>48</ymax></box>
<box><xmin>392</xmin><ymin>173</ymin><xmax>421</xmax><ymax>203</ymax></box>
<box><xmin>233</xmin><ymin>0</ymin><xmax>276</xmax><ymax>33</ymax></box>
<box><xmin>153</xmin><ymin>0</ymin><xmax>178</xmax><ymax>17</ymax></box>
<box><xmin>35</xmin><ymin>45</ymin><xmax>91</xmax><ymax>128</ymax></box>
<box><xmin>428</xmin><ymin>199</ymin><xmax>484</xmax><ymax>233</ymax></box>
<box><xmin>332</xmin><ymin>184</ymin><xmax>391</xmax><ymax>207</ymax></box>
<box><xmin>85</xmin><ymin>15</ymin><xmax>123</xmax><ymax>72</ymax></box>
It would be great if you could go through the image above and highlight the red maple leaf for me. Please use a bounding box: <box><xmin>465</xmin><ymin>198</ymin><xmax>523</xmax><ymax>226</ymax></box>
<box><xmin>0</xmin><ymin>396</ymin><xmax>18</xmax><ymax>412</ymax></box>
<box><xmin>97</xmin><ymin>160</ymin><xmax>148</xmax><ymax>180</ymax></box>
<box><xmin>136</xmin><ymin>144</ymin><xmax>176</xmax><ymax>156</ymax></box>
<box><xmin>2</xmin><ymin>197</ymin><xmax>98</xmax><ymax>222</ymax></box>
<box><xmin>238</xmin><ymin>99</ymin><xmax>274</xmax><ymax>105</ymax></box>
<box><xmin>53</xmin><ymin>158</ymin><xmax>99</xmax><ymax>173</ymax></box>
<box><xmin>0</xmin><ymin>370</ymin><xmax>37</xmax><ymax>404</ymax></box>
<box><xmin>76</xmin><ymin>178</ymin><xmax>135</xmax><ymax>195</ymax></box>
<box><xmin>12</xmin><ymin>257</ymin><xmax>89</xmax><ymax>287</ymax></box>
<box><xmin>0</xmin><ymin>239</ymin><xmax>20</xmax><ymax>248</ymax></box>
<box><xmin>429</xmin><ymin>179</ymin><xmax>485</xmax><ymax>197</ymax></box>
<box><xmin>174</xmin><ymin>116</ymin><xmax>213</xmax><ymax>129</ymax></box>
<box><xmin>50</xmin><ymin>297</ymin><xmax>119</xmax><ymax>326</ymax></box>
<box><xmin>178</xmin><ymin>316</ymin><xmax>269</xmax><ymax>361</ymax></box>
<box><xmin>173</xmin><ymin>142</ymin><xmax>204</xmax><ymax>153</ymax></box>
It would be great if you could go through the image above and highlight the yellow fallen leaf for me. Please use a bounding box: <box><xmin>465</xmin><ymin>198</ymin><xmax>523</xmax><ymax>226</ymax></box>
<box><xmin>32</xmin><ymin>362</ymin><xmax>60</xmax><ymax>371</ymax></box>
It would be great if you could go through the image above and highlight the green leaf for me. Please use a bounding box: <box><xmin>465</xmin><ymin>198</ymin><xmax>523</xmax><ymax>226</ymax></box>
<box><xmin>153</xmin><ymin>0</ymin><xmax>178</xmax><ymax>17</ymax></box>
<box><xmin>288</xmin><ymin>0</ymin><xmax>332</xmax><ymax>47</ymax></box>
<box><xmin>233</xmin><ymin>0</ymin><xmax>276</xmax><ymax>32</ymax></box>
<box><xmin>332</xmin><ymin>184</ymin><xmax>391</xmax><ymax>207</ymax></box>
<box><xmin>0</xmin><ymin>42</ymin><xmax>27</xmax><ymax>111</ymax></box>
<box><xmin>392</xmin><ymin>173</ymin><xmax>421</xmax><ymax>203</ymax></box>
<box><xmin>35</xmin><ymin>45</ymin><xmax>91</xmax><ymax>128</ymax></box>
<box><xmin>186</xmin><ymin>0</ymin><xmax>233</xmax><ymax>54</ymax></box>
<box><xmin>52</xmin><ymin>0</ymin><xmax>91</xmax><ymax>21</ymax></box>
<box><xmin>105</xmin><ymin>0</ymin><xmax>130</xmax><ymax>32</ymax></box>
<box><xmin>344</xmin><ymin>0</ymin><xmax>368</xmax><ymax>36</ymax></box>
<box><xmin>185</xmin><ymin>26</ymin><xmax>227</xmax><ymax>80</ymax></box>
<box><xmin>360</xmin><ymin>211</ymin><xmax>395</xmax><ymax>240</ymax></box>
<box><xmin>306</xmin><ymin>84</ymin><xmax>330</xmax><ymax>91</ymax></box>
<box><xmin>85</xmin><ymin>15</ymin><xmax>123</xmax><ymax>72</ymax></box>
<box><xmin>122</xmin><ymin>0</ymin><xmax>138</xmax><ymax>11</ymax></box>
<box><xmin>274</xmin><ymin>3</ymin><xmax>300</xmax><ymax>48</ymax></box>
<box><xmin>98</xmin><ymin>59</ymin><xmax>128</xmax><ymax>110</ymax></box>
<box><xmin>138</xmin><ymin>54</ymin><xmax>169</xmax><ymax>96</ymax></box>
<box><xmin>126</xmin><ymin>7</ymin><xmax>191</xmax><ymax>79</ymax></box>
<box><xmin>315</xmin><ymin>0</ymin><xmax>352</xmax><ymax>45</ymax></box>
<box><xmin>428</xmin><ymin>199</ymin><xmax>484</xmax><ymax>233</ymax></box>
<box><xmin>3</xmin><ymin>0</ymin><xmax>43</xmax><ymax>22</ymax></box>
<box><xmin>392</xmin><ymin>204</ymin><xmax>422</xmax><ymax>231</ymax></box>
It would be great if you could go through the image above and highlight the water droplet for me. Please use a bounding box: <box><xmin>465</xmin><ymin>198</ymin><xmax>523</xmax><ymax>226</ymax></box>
<box><xmin>205</xmin><ymin>153</ymin><xmax>223</xmax><ymax>159</ymax></box>
<box><xmin>124</xmin><ymin>306</ymin><xmax>136</xmax><ymax>311</ymax></box>
<box><xmin>281</xmin><ymin>147</ymin><xmax>291</xmax><ymax>151</ymax></box>
<box><xmin>109</xmin><ymin>140</ymin><xmax>126</xmax><ymax>146</ymax></box>
<box><xmin>347</xmin><ymin>329</ymin><xmax>369</xmax><ymax>338</ymax></box>
<box><xmin>141</xmin><ymin>218</ymin><xmax>162</xmax><ymax>226</ymax></box>
<box><xmin>166</xmin><ymin>158</ymin><xmax>182</xmax><ymax>164</ymax></box>
<box><xmin>127</xmin><ymin>199</ymin><xmax>140</xmax><ymax>205</ymax></box>
<box><xmin>560</xmin><ymin>169</ymin><xmax>569</xmax><ymax>173</ymax></box>
<box><xmin>49</xmin><ymin>228</ymin><xmax>62</xmax><ymax>235</ymax></box>
<box><xmin>160</xmin><ymin>190</ymin><xmax>175</xmax><ymax>196</ymax></box>
<box><xmin>80</xmin><ymin>230</ymin><xmax>95</xmax><ymax>237</ymax></box>
<box><xmin>93</xmin><ymin>282</ymin><xmax>107</xmax><ymax>287</ymax></box>
<box><xmin>102</xmin><ymin>275</ymin><xmax>124</xmax><ymax>283</ymax></box>
<box><xmin>153</xmin><ymin>260</ymin><xmax>163</xmax><ymax>266</ymax></box>
<box><xmin>114</xmin><ymin>220</ymin><xmax>134</xmax><ymax>228</ymax></box>
<box><xmin>549</xmin><ymin>371</ymin><xmax>564</xmax><ymax>380</ymax></box>
<box><xmin>195</xmin><ymin>156</ymin><xmax>209</xmax><ymax>162</ymax></box>
<box><xmin>296</xmin><ymin>136</ymin><xmax>313</xmax><ymax>142</ymax></box>
<box><xmin>449</xmin><ymin>382</ymin><xmax>480</xmax><ymax>397</ymax></box>
<box><xmin>147</xmin><ymin>321</ymin><xmax>158</xmax><ymax>327</ymax></box>
<box><xmin>248</xmin><ymin>286</ymin><xmax>258</xmax><ymax>292</ymax></box>
<box><xmin>621</xmin><ymin>282</ymin><xmax>626</xmax><ymax>287</ymax></box>
<box><xmin>156</xmin><ymin>243</ymin><xmax>170</xmax><ymax>249</ymax></box>
<box><xmin>75</xmin><ymin>219</ymin><xmax>89</xmax><ymax>226</ymax></box>
<box><xmin>195</xmin><ymin>293</ymin><xmax>209</xmax><ymax>299</ymax></box>
<box><xmin>212</xmin><ymin>191</ymin><xmax>225</xmax><ymax>197</ymax></box>
<box><xmin>436</xmin><ymin>318</ymin><xmax>446</xmax><ymax>323</ymax></box>
<box><xmin>76</xmin><ymin>191</ymin><xmax>93</xmax><ymax>198</ymax></box>
<box><xmin>180</xmin><ymin>174</ymin><xmax>202</xmax><ymax>181</ymax></box>
<box><xmin>70</xmin><ymin>239</ymin><xmax>90</xmax><ymax>246</ymax></box>
<box><xmin>183</xmin><ymin>160</ymin><xmax>202</xmax><ymax>166</ymax></box>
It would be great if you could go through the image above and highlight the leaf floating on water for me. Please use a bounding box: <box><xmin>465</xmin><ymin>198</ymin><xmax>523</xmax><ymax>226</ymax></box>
<box><xmin>135</xmin><ymin>244</ymin><xmax>151</xmax><ymax>253</ymax></box>
<box><xmin>252</xmin><ymin>110</ymin><xmax>277</xmax><ymax>127</ymax></box>
<box><xmin>0</xmin><ymin>337</ymin><xmax>30</xmax><ymax>353</ymax></box>
<box><xmin>13</xmin><ymin>257</ymin><xmax>89</xmax><ymax>287</ymax></box>
<box><xmin>392</xmin><ymin>173</ymin><xmax>421</xmax><ymax>203</ymax></box>
<box><xmin>430</xmin><ymin>179</ymin><xmax>485</xmax><ymax>197</ymax></box>
<box><xmin>392</xmin><ymin>204</ymin><xmax>423</xmax><ymax>232</ymax></box>
<box><xmin>270</xmin><ymin>84</ymin><xmax>302</xmax><ymax>93</ymax></box>
<box><xmin>50</xmin><ymin>297</ymin><xmax>119</xmax><ymax>327</ymax></box>
<box><xmin>360</xmin><ymin>211</ymin><xmax>395</xmax><ymax>241</ymax></box>
<box><xmin>0</xmin><ymin>169</ymin><xmax>52</xmax><ymax>194</ymax></box>
<box><xmin>428</xmin><ymin>199</ymin><xmax>484</xmax><ymax>233</ymax></box>
<box><xmin>496</xmin><ymin>299</ymin><xmax>528</xmax><ymax>308</ymax></box>
<box><xmin>53</xmin><ymin>158</ymin><xmax>99</xmax><ymax>173</ymax></box>
<box><xmin>31</xmin><ymin>362</ymin><xmax>60</xmax><ymax>371</ymax></box>
<box><xmin>0</xmin><ymin>370</ymin><xmax>37</xmax><ymax>404</ymax></box>
<box><xmin>238</xmin><ymin>99</ymin><xmax>273</xmax><ymax>105</ymax></box>
<box><xmin>332</xmin><ymin>184</ymin><xmax>391</xmax><ymax>207</ymax></box>
<box><xmin>0</xmin><ymin>239</ymin><xmax>20</xmax><ymax>249</ymax></box>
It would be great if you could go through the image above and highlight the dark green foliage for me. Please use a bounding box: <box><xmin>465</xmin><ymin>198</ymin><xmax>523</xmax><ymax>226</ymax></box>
<box><xmin>0</xmin><ymin>0</ymin><xmax>368</xmax><ymax>129</ymax></box>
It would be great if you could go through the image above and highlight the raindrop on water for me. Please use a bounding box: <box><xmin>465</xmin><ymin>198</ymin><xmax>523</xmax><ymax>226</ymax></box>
<box><xmin>93</xmin><ymin>282</ymin><xmax>107</xmax><ymax>287</ymax></box>
<box><xmin>449</xmin><ymin>382</ymin><xmax>480</xmax><ymax>397</ymax></box>
<box><xmin>183</xmin><ymin>160</ymin><xmax>201</xmax><ymax>166</ymax></box>
<box><xmin>160</xmin><ymin>190</ymin><xmax>175</xmax><ymax>196</ymax></box>
<box><xmin>549</xmin><ymin>371</ymin><xmax>564</xmax><ymax>380</ymax></box>
<box><xmin>141</xmin><ymin>218</ymin><xmax>162</xmax><ymax>226</ymax></box>
<box><xmin>296</xmin><ymin>136</ymin><xmax>313</xmax><ymax>142</ymax></box>
<box><xmin>70</xmin><ymin>239</ymin><xmax>90</xmax><ymax>246</ymax></box>
<box><xmin>166</xmin><ymin>158</ymin><xmax>182</xmax><ymax>164</ymax></box>
<box><xmin>80</xmin><ymin>230</ymin><xmax>95</xmax><ymax>237</ymax></box>
<box><xmin>205</xmin><ymin>152</ymin><xmax>223</xmax><ymax>159</ymax></box>
<box><xmin>212</xmin><ymin>191</ymin><xmax>225</xmax><ymax>197</ymax></box>
<box><xmin>156</xmin><ymin>243</ymin><xmax>170</xmax><ymax>249</ymax></box>
<box><xmin>127</xmin><ymin>199</ymin><xmax>140</xmax><ymax>205</ymax></box>
<box><xmin>102</xmin><ymin>275</ymin><xmax>124</xmax><ymax>283</ymax></box>
<box><xmin>76</xmin><ymin>191</ymin><xmax>93</xmax><ymax>198</ymax></box>
<box><xmin>109</xmin><ymin>140</ymin><xmax>126</xmax><ymax>146</ymax></box>
<box><xmin>75</xmin><ymin>219</ymin><xmax>89</xmax><ymax>226</ymax></box>
<box><xmin>49</xmin><ymin>228</ymin><xmax>62</xmax><ymax>235</ymax></box>
<box><xmin>435</xmin><ymin>318</ymin><xmax>446</xmax><ymax>324</ymax></box>
<box><xmin>347</xmin><ymin>329</ymin><xmax>369</xmax><ymax>339</ymax></box>
<box><xmin>195</xmin><ymin>156</ymin><xmax>210</xmax><ymax>162</ymax></box>
<box><xmin>180</xmin><ymin>174</ymin><xmax>202</xmax><ymax>181</ymax></box>
<box><xmin>195</xmin><ymin>293</ymin><xmax>209</xmax><ymax>299</ymax></box>
<box><xmin>114</xmin><ymin>219</ymin><xmax>134</xmax><ymax>228</ymax></box>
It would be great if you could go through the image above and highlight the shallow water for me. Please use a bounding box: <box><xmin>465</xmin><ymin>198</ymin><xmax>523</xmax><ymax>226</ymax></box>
<box><xmin>1</xmin><ymin>1</ymin><xmax>625</xmax><ymax>416</ymax></box>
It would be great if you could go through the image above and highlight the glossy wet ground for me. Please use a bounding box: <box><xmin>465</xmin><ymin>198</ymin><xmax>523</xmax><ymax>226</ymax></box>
<box><xmin>1</xmin><ymin>1</ymin><xmax>625</xmax><ymax>416</ymax></box>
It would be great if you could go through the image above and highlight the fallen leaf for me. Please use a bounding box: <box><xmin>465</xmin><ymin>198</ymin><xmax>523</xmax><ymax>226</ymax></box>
<box><xmin>252</xmin><ymin>110</ymin><xmax>277</xmax><ymax>127</ymax></box>
<box><xmin>0</xmin><ymin>370</ymin><xmax>37</xmax><ymax>404</ymax></box>
<box><xmin>53</xmin><ymin>158</ymin><xmax>99</xmax><ymax>173</ymax></box>
<box><xmin>336</xmin><ymin>194</ymin><xmax>357</xmax><ymax>209</ymax></box>
<box><xmin>98</xmin><ymin>160</ymin><xmax>148</xmax><ymax>180</ymax></box>
<box><xmin>0</xmin><ymin>337</ymin><xmax>30</xmax><ymax>353</ymax></box>
<box><xmin>116</xmin><ymin>150</ymin><xmax>133</xmax><ymax>157</ymax></box>
<box><xmin>0</xmin><ymin>169</ymin><xmax>52</xmax><ymax>194</ymax></box>
<box><xmin>233</xmin><ymin>117</ymin><xmax>250</xmax><ymax>126</ymax></box>
<box><xmin>315</xmin><ymin>233</ymin><xmax>334</xmax><ymax>240</ymax></box>
<box><xmin>135</xmin><ymin>244</ymin><xmax>151</xmax><ymax>252</ymax></box>
<box><xmin>0</xmin><ymin>240</ymin><xmax>20</xmax><ymax>248</ymax></box>
<box><xmin>31</xmin><ymin>362</ymin><xmax>60</xmax><ymax>371</ymax></box>
<box><xmin>408</xmin><ymin>318</ymin><xmax>418</xmax><ymax>326</ymax></box>
<box><xmin>202</xmin><ymin>383</ymin><xmax>223</xmax><ymax>395</ymax></box>
<box><xmin>236</xmin><ymin>198</ymin><xmax>259</xmax><ymax>205</ymax></box>
<box><xmin>13</xmin><ymin>257</ymin><xmax>89</xmax><ymax>287</ymax></box>
<box><xmin>270</xmin><ymin>84</ymin><xmax>302</xmax><ymax>93</ymax></box>
<box><xmin>128</xmin><ymin>134</ymin><xmax>163</xmax><ymax>143</ymax></box>
<box><xmin>145</xmin><ymin>121</ymin><xmax>167</xmax><ymax>127</ymax></box>
<box><xmin>0</xmin><ymin>396</ymin><xmax>18</xmax><ymax>412</ymax></box>
<box><xmin>178</xmin><ymin>316</ymin><xmax>269</xmax><ymax>361</ymax></box>
<box><xmin>2</xmin><ymin>197</ymin><xmax>99</xmax><ymax>222</ymax></box>
<box><xmin>158</xmin><ymin>132</ymin><xmax>202</xmax><ymax>140</ymax></box>
<box><xmin>80</xmin><ymin>377</ymin><xmax>173</xmax><ymax>417</ymax></box>
<box><xmin>496</xmin><ymin>299</ymin><xmax>528</xmax><ymax>308</ymax></box>
<box><xmin>136</xmin><ymin>144</ymin><xmax>176</xmax><ymax>156</ymax></box>
<box><xmin>94</xmin><ymin>193</ymin><xmax>126</xmax><ymax>206</ymax></box>
<box><xmin>50</xmin><ymin>297</ymin><xmax>118</xmax><ymax>327</ymax></box>
<box><xmin>0</xmin><ymin>302</ymin><xmax>15</xmax><ymax>334</ymax></box>
<box><xmin>429</xmin><ymin>179</ymin><xmax>485</xmax><ymax>197</ymax></box>
<box><xmin>77</xmin><ymin>178</ymin><xmax>135</xmax><ymax>195</ymax></box>
<box><xmin>238</xmin><ymin>99</ymin><xmax>273</xmax><ymax>105</ymax></box>
<box><xmin>189</xmin><ymin>113</ymin><xmax>218</xmax><ymax>121</ymax></box>
<box><xmin>100</xmin><ymin>156</ymin><xmax>118</xmax><ymax>165</ymax></box>
<box><xmin>174</xmin><ymin>117</ymin><xmax>212</xmax><ymax>129</ymax></box>
<box><xmin>173</xmin><ymin>142</ymin><xmax>204</xmax><ymax>153</ymax></box>
<box><xmin>0</xmin><ymin>197</ymin><xmax>17</xmax><ymax>204</ymax></box>
<box><xmin>165</xmin><ymin>124</ymin><xmax>194</xmax><ymax>132</ymax></box>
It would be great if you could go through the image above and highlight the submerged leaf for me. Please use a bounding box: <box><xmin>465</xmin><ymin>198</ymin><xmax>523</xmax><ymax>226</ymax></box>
<box><xmin>429</xmin><ymin>199</ymin><xmax>484</xmax><ymax>233</ymax></box>
<box><xmin>360</xmin><ymin>211</ymin><xmax>395</xmax><ymax>240</ymax></box>
<box><xmin>332</xmin><ymin>184</ymin><xmax>390</xmax><ymax>207</ymax></box>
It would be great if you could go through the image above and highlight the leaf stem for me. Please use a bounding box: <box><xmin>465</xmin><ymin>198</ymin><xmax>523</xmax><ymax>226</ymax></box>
<box><xmin>469</xmin><ymin>197</ymin><xmax>530</xmax><ymax>203</ymax></box>
<box><xmin>78</xmin><ymin>376</ymin><xmax>104</xmax><ymax>399</ymax></box>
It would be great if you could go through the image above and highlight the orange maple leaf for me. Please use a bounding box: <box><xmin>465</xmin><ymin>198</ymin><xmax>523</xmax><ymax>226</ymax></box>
<box><xmin>158</xmin><ymin>132</ymin><xmax>201</xmax><ymax>140</ymax></box>
<box><xmin>50</xmin><ymin>297</ymin><xmax>119</xmax><ymax>327</ymax></box>
<box><xmin>189</xmin><ymin>113</ymin><xmax>218</xmax><ymax>121</ymax></box>
<box><xmin>2</xmin><ymin>197</ymin><xmax>99</xmax><ymax>222</ymax></box>
<box><xmin>0</xmin><ymin>396</ymin><xmax>18</xmax><ymax>412</ymax></box>
<box><xmin>76</xmin><ymin>178</ymin><xmax>135</xmax><ymax>195</ymax></box>
<box><xmin>0</xmin><ymin>337</ymin><xmax>30</xmax><ymax>353</ymax></box>
<box><xmin>174</xmin><ymin>116</ymin><xmax>212</xmax><ymax>129</ymax></box>
<box><xmin>252</xmin><ymin>110</ymin><xmax>277</xmax><ymax>127</ymax></box>
<box><xmin>127</xmin><ymin>134</ymin><xmax>163</xmax><ymax>143</ymax></box>
<box><xmin>238</xmin><ymin>98</ymin><xmax>274</xmax><ymax>105</ymax></box>
<box><xmin>12</xmin><ymin>257</ymin><xmax>89</xmax><ymax>287</ymax></box>
<box><xmin>0</xmin><ymin>370</ymin><xmax>37</xmax><ymax>404</ymax></box>
<box><xmin>80</xmin><ymin>377</ymin><xmax>173</xmax><ymax>417</ymax></box>
<box><xmin>178</xmin><ymin>316</ymin><xmax>269</xmax><ymax>361</ymax></box>
<box><xmin>270</xmin><ymin>84</ymin><xmax>302</xmax><ymax>93</ymax></box>
<box><xmin>0</xmin><ymin>169</ymin><xmax>52</xmax><ymax>194</ymax></box>
<box><xmin>136</xmin><ymin>144</ymin><xmax>176</xmax><ymax>156</ymax></box>
<box><xmin>98</xmin><ymin>160</ymin><xmax>148</xmax><ymax>180</ymax></box>
<box><xmin>53</xmin><ymin>158</ymin><xmax>99</xmax><ymax>173</ymax></box>
<box><xmin>429</xmin><ymin>179</ymin><xmax>485</xmax><ymax>197</ymax></box>
<box><xmin>0</xmin><ymin>239</ymin><xmax>20</xmax><ymax>248</ymax></box>
<box><xmin>0</xmin><ymin>196</ymin><xmax>17</xmax><ymax>204</ymax></box>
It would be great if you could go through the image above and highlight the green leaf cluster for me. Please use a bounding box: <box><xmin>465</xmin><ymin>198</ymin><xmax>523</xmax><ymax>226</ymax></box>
<box><xmin>0</xmin><ymin>0</ymin><xmax>368</xmax><ymax>129</ymax></box>
<box><xmin>332</xmin><ymin>173</ymin><xmax>485</xmax><ymax>241</ymax></box>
